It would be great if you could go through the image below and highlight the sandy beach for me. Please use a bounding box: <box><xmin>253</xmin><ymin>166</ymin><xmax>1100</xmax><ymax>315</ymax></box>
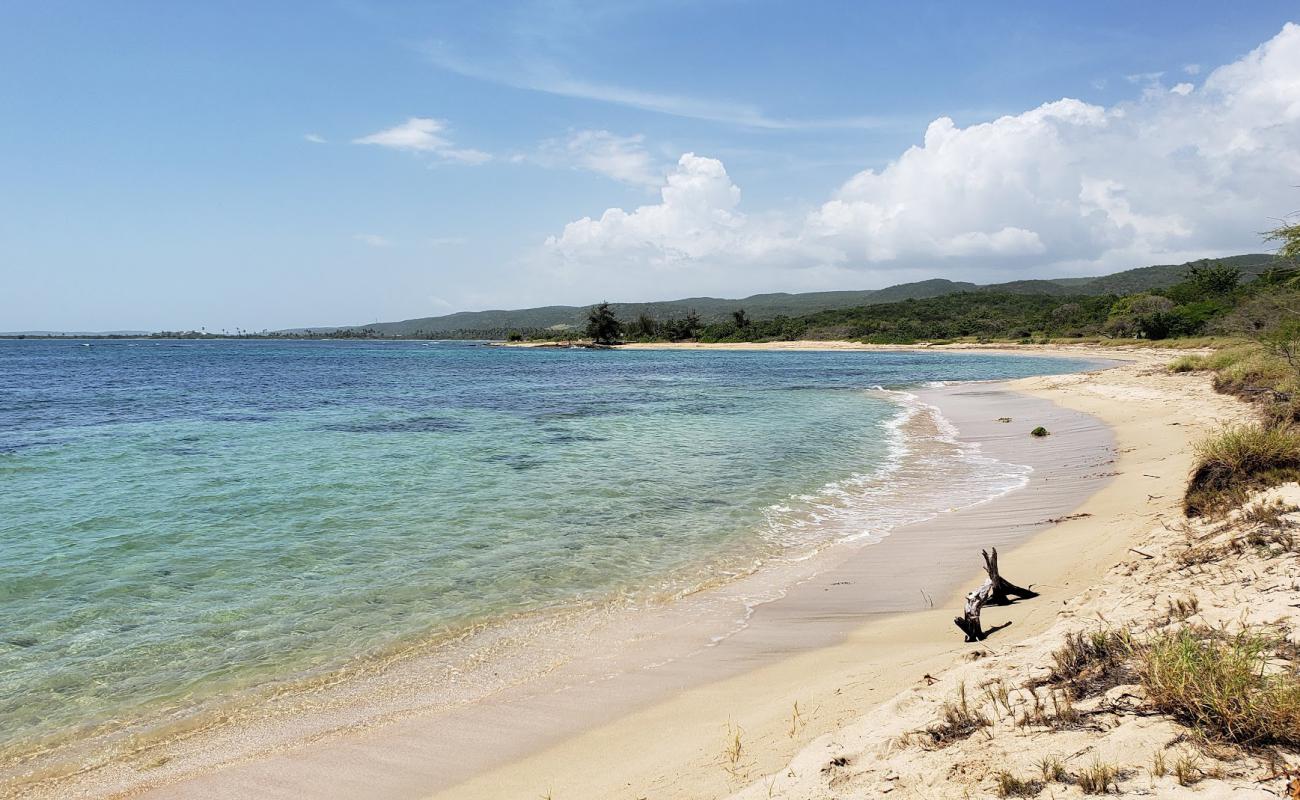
<box><xmin>7</xmin><ymin>344</ymin><xmax>1251</xmax><ymax>800</ymax></box>
<box><xmin>425</xmin><ymin>346</ymin><xmax>1254</xmax><ymax>800</ymax></box>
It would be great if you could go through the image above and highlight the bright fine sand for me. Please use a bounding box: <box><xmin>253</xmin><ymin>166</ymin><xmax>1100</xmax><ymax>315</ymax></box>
<box><xmin>12</xmin><ymin>344</ymin><xmax>1243</xmax><ymax>800</ymax></box>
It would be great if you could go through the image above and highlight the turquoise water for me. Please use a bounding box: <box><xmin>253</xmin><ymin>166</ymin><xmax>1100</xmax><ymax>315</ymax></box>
<box><xmin>0</xmin><ymin>340</ymin><xmax>1096</xmax><ymax>761</ymax></box>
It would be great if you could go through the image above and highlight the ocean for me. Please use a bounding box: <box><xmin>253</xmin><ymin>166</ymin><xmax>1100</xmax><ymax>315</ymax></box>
<box><xmin>0</xmin><ymin>339</ymin><xmax>1098</xmax><ymax>768</ymax></box>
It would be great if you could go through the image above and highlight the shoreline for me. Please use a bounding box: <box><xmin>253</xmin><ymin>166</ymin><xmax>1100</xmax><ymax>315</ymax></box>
<box><xmin>430</xmin><ymin>375</ymin><xmax>1129</xmax><ymax>800</ymax></box>
<box><xmin>497</xmin><ymin>338</ymin><xmax>1208</xmax><ymax>357</ymax></box>
<box><xmin>5</xmin><ymin>346</ymin><xmax>1211</xmax><ymax>800</ymax></box>
<box><xmin>426</xmin><ymin>349</ymin><xmax>1240</xmax><ymax>800</ymax></box>
<box><xmin>9</xmin><ymin>353</ymin><xmax>1127</xmax><ymax>800</ymax></box>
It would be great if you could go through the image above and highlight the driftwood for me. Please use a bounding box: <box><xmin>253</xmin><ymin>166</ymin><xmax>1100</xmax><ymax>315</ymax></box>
<box><xmin>953</xmin><ymin>547</ymin><xmax>1039</xmax><ymax>642</ymax></box>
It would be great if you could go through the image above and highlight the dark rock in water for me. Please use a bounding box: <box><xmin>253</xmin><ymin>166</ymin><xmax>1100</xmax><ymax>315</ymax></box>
<box><xmin>5</xmin><ymin>636</ymin><xmax>38</xmax><ymax>648</ymax></box>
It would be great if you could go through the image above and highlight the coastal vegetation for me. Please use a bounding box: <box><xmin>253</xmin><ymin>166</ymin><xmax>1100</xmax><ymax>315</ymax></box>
<box><xmin>539</xmin><ymin>253</ymin><xmax>1294</xmax><ymax>346</ymax></box>
<box><xmin>1171</xmin><ymin>221</ymin><xmax>1300</xmax><ymax>516</ymax></box>
<box><xmin>283</xmin><ymin>253</ymin><xmax>1277</xmax><ymax>339</ymax></box>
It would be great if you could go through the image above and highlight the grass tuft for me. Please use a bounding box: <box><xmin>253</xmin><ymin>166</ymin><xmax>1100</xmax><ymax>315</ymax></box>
<box><xmin>1139</xmin><ymin>628</ymin><xmax>1300</xmax><ymax>747</ymax></box>
<box><xmin>1043</xmin><ymin>629</ymin><xmax>1135</xmax><ymax>698</ymax></box>
<box><xmin>920</xmin><ymin>682</ymin><xmax>989</xmax><ymax>748</ymax></box>
<box><xmin>1076</xmin><ymin>759</ymin><xmax>1120</xmax><ymax>794</ymax></box>
<box><xmin>995</xmin><ymin>771</ymin><xmax>1043</xmax><ymax>797</ymax></box>
<box><xmin>1172</xmin><ymin>750</ymin><xmax>1202</xmax><ymax>786</ymax></box>
<box><xmin>1169</xmin><ymin>354</ymin><xmax>1209</xmax><ymax>373</ymax></box>
<box><xmin>1183</xmin><ymin>423</ymin><xmax>1300</xmax><ymax>516</ymax></box>
<box><xmin>1150</xmin><ymin>749</ymin><xmax>1167</xmax><ymax>778</ymax></box>
<box><xmin>721</xmin><ymin>721</ymin><xmax>746</xmax><ymax>776</ymax></box>
<box><xmin>1165</xmin><ymin>595</ymin><xmax>1200</xmax><ymax>623</ymax></box>
<box><xmin>1036</xmin><ymin>755</ymin><xmax>1069</xmax><ymax>783</ymax></box>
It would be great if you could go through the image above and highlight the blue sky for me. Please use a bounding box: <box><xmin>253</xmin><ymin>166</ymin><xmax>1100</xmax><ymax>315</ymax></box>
<box><xmin>2</xmin><ymin>2</ymin><xmax>1299</xmax><ymax>331</ymax></box>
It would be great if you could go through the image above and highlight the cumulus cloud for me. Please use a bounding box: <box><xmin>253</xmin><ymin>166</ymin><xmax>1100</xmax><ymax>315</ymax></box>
<box><xmin>540</xmin><ymin>24</ymin><xmax>1300</xmax><ymax>295</ymax></box>
<box><xmin>353</xmin><ymin>118</ymin><xmax>491</xmax><ymax>164</ymax></box>
<box><xmin>538</xmin><ymin>130</ymin><xmax>662</xmax><ymax>187</ymax></box>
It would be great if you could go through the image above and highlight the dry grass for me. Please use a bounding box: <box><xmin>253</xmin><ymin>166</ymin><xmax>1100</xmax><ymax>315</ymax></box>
<box><xmin>1169</xmin><ymin>354</ymin><xmax>1209</xmax><ymax>373</ymax></box>
<box><xmin>1150</xmin><ymin>749</ymin><xmax>1168</xmax><ymax>778</ymax></box>
<box><xmin>721</xmin><ymin>721</ymin><xmax>746</xmax><ymax>776</ymax></box>
<box><xmin>1139</xmin><ymin>628</ymin><xmax>1300</xmax><ymax>748</ymax></box>
<box><xmin>1165</xmin><ymin>595</ymin><xmax>1200</xmax><ymax>622</ymax></box>
<box><xmin>994</xmin><ymin>771</ymin><xmax>1043</xmax><ymax>797</ymax></box>
<box><xmin>1076</xmin><ymin>759</ymin><xmax>1120</xmax><ymax>794</ymax></box>
<box><xmin>1184</xmin><ymin>423</ymin><xmax>1300</xmax><ymax>516</ymax></box>
<box><xmin>786</xmin><ymin>701</ymin><xmax>805</xmax><ymax>738</ymax></box>
<box><xmin>1172</xmin><ymin>750</ymin><xmax>1203</xmax><ymax>786</ymax></box>
<box><xmin>1036</xmin><ymin>755</ymin><xmax>1069</xmax><ymax>783</ymax></box>
<box><xmin>1042</xmin><ymin>629</ymin><xmax>1136</xmax><ymax>698</ymax></box>
<box><xmin>1240</xmin><ymin>497</ymin><xmax>1298</xmax><ymax>526</ymax></box>
<box><xmin>918</xmin><ymin>683</ymin><xmax>990</xmax><ymax>748</ymax></box>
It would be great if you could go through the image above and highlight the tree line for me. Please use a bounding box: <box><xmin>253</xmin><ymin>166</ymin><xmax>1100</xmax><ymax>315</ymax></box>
<box><xmin>544</xmin><ymin>256</ymin><xmax>1296</xmax><ymax>346</ymax></box>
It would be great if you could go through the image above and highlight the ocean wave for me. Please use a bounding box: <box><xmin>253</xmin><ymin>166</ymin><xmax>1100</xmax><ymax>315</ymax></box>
<box><xmin>760</xmin><ymin>388</ymin><xmax>1031</xmax><ymax>554</ymax></box>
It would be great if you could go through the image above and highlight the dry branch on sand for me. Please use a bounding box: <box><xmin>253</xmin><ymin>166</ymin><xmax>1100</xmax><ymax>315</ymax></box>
<box><xmin>954</xmin><ymin>548</ymin><xmax>1039</xmax><ymax>642</ymax></box>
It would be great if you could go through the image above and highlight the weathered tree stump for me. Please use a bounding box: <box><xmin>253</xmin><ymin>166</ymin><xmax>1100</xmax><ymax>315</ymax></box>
<box><xmin>953</xmin><ymin>547</ymin><xmax>1038</xmax><ymax>642</ymax></box>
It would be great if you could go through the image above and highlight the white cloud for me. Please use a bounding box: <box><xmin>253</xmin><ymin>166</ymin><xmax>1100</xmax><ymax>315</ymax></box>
<box><xmin>1171</xmin><ymin>82</ymin><xmax>1195</xmax><ymax>96</ymax></box>
<box><xmin>537</xmin><ymin>130</ymin><xmax>662</xmax><ymax>187</ymax></box>
<box><xmin>423</xmin><ymin>46</ymin><xmax>889</xmax><ymax>131</ymax></box>
<box><xmin>539</xmin><ymin>24</ymin><xmax>1300</xmax><ymax>296</ymax></box>
<box><xmin>353</xmin><ymin>118</ymin><xmax>491</xmax><ymax>164</ymax></box>
<box><xmin>353</xmin><ymin>233</ymin><xmax>393</xmax><ymax>248</ymax></box>
<box><xmin>1126</xmin><ymin>70</ymin><xmax>1166</xmax><ymax>85</ymax></box>
<box><xmin>1184</xmin><ymin>63</ymin><xmax>1202</xmax><ymax>75</ymax></box>
<box><xmin>303</xmin><ymin>133</ymin><xmax>327</xmax><ymax>144</ymax></box>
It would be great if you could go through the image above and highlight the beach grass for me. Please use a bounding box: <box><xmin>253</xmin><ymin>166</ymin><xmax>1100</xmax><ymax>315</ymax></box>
<box><xmin>994</xmin><ymin>770</ymin><xmax>1042</xmax><ymax>797</ymax></box>
<box><xmin>1139</xmin><ymin>628</ymin><xmax>1300</xmax><ymax>748</ymax></box>
<box><xmin>1184</xmin><ymin>423</ymin><xmax>1300</xmax><ymax>515</ymax></box>
<box><xmin>1076</xmin><ymin>759</ymin><xmax>1121</xmax><ymax>794</ymax></box>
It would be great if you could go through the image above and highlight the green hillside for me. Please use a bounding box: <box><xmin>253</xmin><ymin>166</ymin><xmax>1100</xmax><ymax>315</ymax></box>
<box><xmin>316</xmin><ymin>253</ymin><xmax>1273</xmax><ymax>337</ymax></box>
<box><xmin>1069</xmin><ymin>253</ymin><xmax>1275</xmax><ymax>295</ymax></box>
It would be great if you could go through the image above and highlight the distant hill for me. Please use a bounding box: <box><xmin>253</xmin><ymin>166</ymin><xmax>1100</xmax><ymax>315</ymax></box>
<box><xmin>1075</xmin><ymin>253</ymin><xmax>1275</xmax><ymax>295</ymax></box>
<box><xmin>312</xmin><ymin>253</ymin><xmax>1275</xmax><ymax>336</ymax></box>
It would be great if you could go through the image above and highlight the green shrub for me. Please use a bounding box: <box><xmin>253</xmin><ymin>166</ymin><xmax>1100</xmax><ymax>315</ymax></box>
<box><xmin>1030</xmin><ymin>426</ymin><xmax>1050</xmax><ymax>437</ymax></box>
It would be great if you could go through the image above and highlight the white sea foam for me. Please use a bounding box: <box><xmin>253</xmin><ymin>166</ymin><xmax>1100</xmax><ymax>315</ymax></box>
<box><xmin>760</xmin><ymin>388</ymin><xmax>1031</xmax><ymax>556</ymax></box>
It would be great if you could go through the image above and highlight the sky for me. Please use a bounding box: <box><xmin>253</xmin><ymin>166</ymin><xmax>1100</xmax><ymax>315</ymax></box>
<box><xmin>2</xmin><ymin>2</ymin><xmax>1299</xmax><ymax>331</ymax></box>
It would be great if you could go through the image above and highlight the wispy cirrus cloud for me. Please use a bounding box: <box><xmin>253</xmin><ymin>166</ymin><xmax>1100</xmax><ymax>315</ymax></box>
<box><xmin>303</xmin><ymin>132</ymin><xmax>327</xmax><ymax>144</ymax></box>
<box><xmin>353</xmin><ymin>117</ymin><xmax>491</xmax><ymax>164</ymax></box>
<box><xmin>422</xmin><ymin>45</ymin><xmax>889</xmax><ymax>131</ymax></box>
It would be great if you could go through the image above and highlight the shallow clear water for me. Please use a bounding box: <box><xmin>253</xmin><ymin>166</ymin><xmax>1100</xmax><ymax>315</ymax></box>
<box><xmin>0</xmin><ymin>340</ymin><xmax>1096</xmax><ymax>757</ymax></box>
